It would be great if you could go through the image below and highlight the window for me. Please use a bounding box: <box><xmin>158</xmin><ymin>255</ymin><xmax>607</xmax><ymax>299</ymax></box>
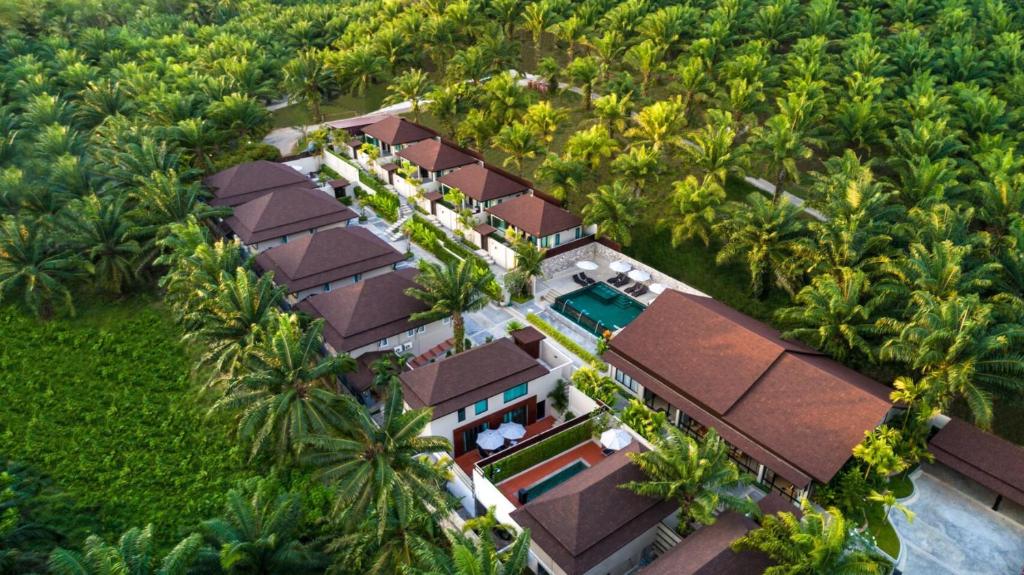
<box><xmin>503</xmin><ymin>382</ymin><xmax>528</xmax><ymax>403</ymax></box>
<box><xmin>322</xmin><ymin>283</ymin><xmax>332</xmax><ymax>293</ymax></box>
<box><xmin>281</xmin><ymin>235</ymin><xmax>288</xmax><ymax>244</ymax></box>
<box><xmin>474</xmin><ymin>399</ymin><xmax>488</xmax><ymax>415</ymax></box>
<box><xmin>353</xmin><ymin>273</ymin><xmax>362</xmax><ymax>282</ymax></box>
<box><xmin>554</xmin><ymin>233</ymin><xmax>561</xmax><ymax>246</ymax></box>
<box><xmin>402</xmin><ymin>342</ymin><xmax>413</xmax><ymax>351</ymax></box>
<box><xmin>575</xmin><ymin>227</ymin><xmax>582</xmax><ymax>239</ymax></box>
<box><xmin>416</xmin><ymin>326</ymin><xmax>426</xmax><ymax>334</ymax></box>
<box><xmin>407</xmin><ymin>328</ymin><xmax>416</xmax><ymax>337</ymax></box>
<box><xmin>540</xmin><ymin>235</ymin><xmax>550</xmax><ymax>248</ymax></box>
<box><xmin>614</xmin><ymin>369</ymin><xmax>638</xmax><ymax>393</ymax></box>
<box><xmin>378</xmin><ymin>337</ymin><xmax>389</xmax><ymax>348</ymax></box>
<box><xmin>457</xmin><ymin>408</ymin><xmax>466</xmax><ymax>422</ymax></box>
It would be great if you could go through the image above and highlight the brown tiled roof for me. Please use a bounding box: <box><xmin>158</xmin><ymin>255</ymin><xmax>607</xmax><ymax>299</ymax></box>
<box><xmin>204</xmin><ymin>160</ymin><xmax>314</xmax><ymax>207</ymax></box>
<box><xmin>396</xmin><ymin>139</ymin><xmax>477</xmax><ymax>172</ymax></box>
<box><xmin>511</xmin><ymin>326</ymin><xmax>545</xmax><ymax>346</ymax></box>
<box><xmin>424</xmin><ymin>191</ymin><xmax>444</xmax><ymax>201</ymax></box>
<box><xmin>296</xmin><ymin>269</ymin><xmax>437</xmax><ymax>353</ymax></box>
<box><xmin>400</xmin><ymin>338</ymin><xmax>549</xmax><ymax>417</ymax></box>
<box><xmin>640</xmin><ymin>512</ymin><xmax>771</xmax><ymax>575</ymax></box>
<box><xmin>362</xmin><ymin>115</ymin><xmax>435</xmax><ymax>145</ymax></box>
<box><xmin>486</xmin><ymin>195</ymin><xmax>582</xmax><ymax>237</ymax></box>
<box><xmin>437</xmin><ymin>164</ymin><xmax>529</xmax><ymax>202</ymax></box>
<box><xmin>606</xmin><ymin>290</ymin><xmax>891</xmax><ymax>485</ymax></box>
<box><xmin>930</xmin><ymin>417</ymin><xmax>1024</xmax><ymax>505</ymax></box>
<box><xmin>327</xmin><ymin>178</ymin><xmax>349</xmax><ymax>188</ymax></box>
<box><xmin>225</xmin><ymin>187</ymin><xmax>358</xmax><ymax>244</ymax></box>
<box><xmin>254</xmin><ymin>227</ymin><xmax>404</xmax><ymax>293</ymax></box>
<box><xmin>325</xmin><ymin>113</ymin><xmax>392</xmax><ymax>133</ymax></box>
<box><xmin>344</xmin><ymin>351</ymin><xmax>395</xmax><ymax>394</ymax></box>
<box><xmin>510</xmin><ymin>445</ymin><xmax>675</xmax><ymax>575</ymax></box>
<box><xmin>474</xmin><ymin>223</ymin><xmax>497</xmax><ymax>235</ymax></box>
<box><xmin>756</xmin><ymin>492</ymin><xmax>802</xmax><ymax>520</ymax></box>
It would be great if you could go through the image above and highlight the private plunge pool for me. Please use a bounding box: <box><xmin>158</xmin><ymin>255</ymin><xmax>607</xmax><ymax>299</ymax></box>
<box><xmin>520</xmin><ymin>460</ymin><xmax>589</xmax><ymax>504</ymax></box>
<box><xmin>553</xmin><ymin>282</ymin><xmax>646</xmax><ymax>336</ymax></box>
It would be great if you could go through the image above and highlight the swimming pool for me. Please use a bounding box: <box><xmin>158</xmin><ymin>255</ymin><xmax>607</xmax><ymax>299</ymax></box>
<box><xmin>523</xmin><ymin>460</ymin><xmax>589</xmax><ymax>502</ymax></box>
<box><xmin>553</xmin><ymin>282</ymin><xmax>646</xmax><ymax>336</ymax></box>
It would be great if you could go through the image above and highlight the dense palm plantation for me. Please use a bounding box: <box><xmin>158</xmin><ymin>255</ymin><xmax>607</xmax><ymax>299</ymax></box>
<box><xmin>2</xmin><ymin>0</ymin><xmax>1024</xmax><ymax>572</ymax></box>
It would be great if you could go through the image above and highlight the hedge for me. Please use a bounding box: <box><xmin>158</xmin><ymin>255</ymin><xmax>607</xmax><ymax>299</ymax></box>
<box><xmin>481</xmin><ymin>418</ymin><xmax>594</xmax><ymax>484</ymax></box>
<box><xmin>526</xmin><ymin>313</ymin><xmax>600</xmax><ymax>365</ymax></box>
<box><xmin>406</xmin><ymin>214</ymin><xmax>503</xmax><ymax>300</ymax></box>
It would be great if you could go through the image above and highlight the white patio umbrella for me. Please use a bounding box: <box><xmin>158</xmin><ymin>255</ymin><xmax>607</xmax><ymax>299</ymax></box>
<box><xmin>600</xmin><ymin>428</ymin><xmax>633</xmax><ymax>451</ymax></box>
<box><xmin>575</xmin><ymin>260</ymin><xmax>599</xmax><ymax>271</ymax></box>
<box><xmin>649</xmin><ymin>283</ymin><xmax>666</xmax><ymax>295</ymax></box>
<box><xmin>497</xmin><ymin>421</ymin><xmax>527</xmax><ymax>440</ymax></box>
<box><xmin>610</xmin><ymin>260</ymin><xmax>632</xmax><ymax>273</ymax></box>
<box><xmin>627</xmin><ymin>269</ymin><xmax>651</xmax><ymax>282</ymax></box>
<box><xmin>476</xmin><ymin>429</ymin><xmax>505</xmax><ymax>450</ymax></box>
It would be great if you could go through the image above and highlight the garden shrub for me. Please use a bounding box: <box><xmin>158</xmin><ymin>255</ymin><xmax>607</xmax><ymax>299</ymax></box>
<box><xmin>481</xmin><ymin>418</ymin><xmax>594</xmax><ymax>483</ymax></box>
<box><xmin>525</xmin><ymin>313</ymin><xmax>600</xmax><ymax>365</ymax></box>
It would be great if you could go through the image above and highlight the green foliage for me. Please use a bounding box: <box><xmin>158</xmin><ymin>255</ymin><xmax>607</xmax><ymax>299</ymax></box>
<box><xmin>358</xmin><ymin>177</ymin><xmax>401</xmax><ymax>222</ymax></box>
<box><xmin>525</xmin><ymin>313</ymin><xmax>600</xmax><ymax>364</ymax></box>
<box><xmin>619</xmin><ymin>399</ymin><xmax>667</xmax><ymax>443</ymax></box>
<box><xmin>404</xmin><ymin>215</ymin><xmax>502</xmax><ymax>300</ymax></box>
<box><xmin>571</xmin><ymin>365</ymin><xmax>619</xmax><ymax>407</ymax></box>
<box><xmin>0</xmin><ymin>298</ymin><xmax>249</xmax><ymax>548</ymax></box>
<box><xmin>481</xmin><ymin>419</ymin><xmax>594</xmax><ymax>484</ymax></box>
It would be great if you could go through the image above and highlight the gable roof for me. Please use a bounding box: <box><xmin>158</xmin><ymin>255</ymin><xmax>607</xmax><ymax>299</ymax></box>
<box><xmin>204</xmin><ymin>160</ymin><xmax>315</xmax><ymax>207</ymax></box>
<box><xmin>606</xmin><ymin>290</ymin><xmax>891</xmax><ymax>486</ymax></box>
<box><xmin>396</xmin><ymin>139</ymin><xmax>477</xmax><ymax>172</ymax></box>
<box><xmin>486</xmin><ymin>194</ymin><xmax>582</xmax><ymax>237</ymax></box>
<box><xmin>400</xmin><ymin>338</ymin><xmax>549</xmax><ymax>417</ymax></box>
<box><xmin>324</xmin><ymin>112</ymin><xmax>393</xmax><ymax>133</ymax></box>
<box><xmin>361</xmin><ymin>115</ymin><xmax>435</xmax><ymax>145</ymax></box>
<box><xmin>225</xmin><ymin>187</ymin><xmax>358</xmax><ymax>244</ymax></box>
<box><xmin>254</xmin><ymin>227</ymin><xmax>405</xmax><ymax>293</ymax></box>
<box><xmin>296</xmin><ymin>269</ymin><xmax>437</xmax><ymax>353</ymax></box>
<box><xmin>437</xmin><ymin>164</ymin><xmax>530</xmax><ymax>202</ymax></box>
<box><xmin>929</xmin><ymin>417</ymin><xmax>1024</xmax><ymax>506</ymax></box>
<box><xmin>640</xmin><ymin>512</ymin><xmax>772</xmax><ymax>575</ymax></box>
<box><xmin>510</xmin><ymin>445</ymin><xmax>675</xmax><ymax>575</ymax></box>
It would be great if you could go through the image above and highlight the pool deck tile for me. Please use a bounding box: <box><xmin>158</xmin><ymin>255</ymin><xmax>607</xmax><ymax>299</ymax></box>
<box><xmin>497</xmin><ymin>441</ymin><xmax>606</xmax><ymax>508</ymax></box>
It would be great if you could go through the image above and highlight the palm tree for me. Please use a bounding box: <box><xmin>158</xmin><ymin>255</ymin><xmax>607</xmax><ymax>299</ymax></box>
<box><xmin>583</xmin><ymin>31</ymin><xmax>625</xmax><ymax>81</ymax></box>
<box><xmin>731</xmin><ymin>500</ymin><xmax>891</xmax><ymax>575</ymax></box>
<box><xmin>611</xmin><ymin>144</ymin><xmax>662</xmax><ymax>195</ymax></box>
<box><xmin>302</xmin><ymin>383</ymin><xmax>451</xmax><ymax>529</ymax></box>
<box><xmin>522</xmin><ymin>101</ymin><xmax>566</xmax><ymax>146</ymax></box>
<box><xmin>212</xmin><ymin>313</ymin><xmax>355</xmax><ymax>462</ymax></box>
<box><xmin>549</xmin><ymin>14</ymin><xmax>585</xmax><ymax>59</ymax></box>
<box><xmin>682</xmin><ymin>109</ymin><xmax>739</xmax><ymax>185</ymax></box>
<box><xmin>61</xmin><ymin>194</ymin><xmax>142</xmax><ymax>295</ymax></box>
<box><xmin>201</xmin><ymin>478</ymin><xmax>326</xmax><ymax>575</ymax></box>
<box><xmin>621</xmin><ymin>427</ymin><xmax>756</xmax><ymax>536</ymax></box>
<box><xmin>627</xmin><ymin>98</ymin><xmax>686</xmax><ymax>153</ymax></box>
<box><xmin>565</xmin><ymin>56</ymin><xmax>600</xmax><ymax>110</ymax></box>
<box><xmin>425</xmin><ymin>83</ymin><xmax>466</xmax><ymax>137</ymax></box>
<box><xmin>624</xmin><ymin>39</ymin><xmax>666</xmax><ymax>95</ymax></box>
<box><xmin>491</xmin><ymin>123</ymin><xmax>545</xmax><ymax>176</ymax></box>
<box><xmin>369</xmin><ymin>352</ymin><xmax>408</xmax><ymax>396</ymax></box>
<box><xmin>715</xmin><ymin>193</ymin><xmax>808</xmax><ymax>299</ymax></box>
<box><xmin>522</xmin><ymin>0</ymin><xmax>556</xmax><ymax>55</ymax></box>
<box><xmin>488</xmin><ymin>0</ymin><xmax>522</xmax><ymax>38</ymax></box>
<box><xmin>582</xmin><ymin>181</ymin><xmax>641</xmax><ymax>247</ymax></box>
<box><xmin>173</xmin><ymin>118</ymin><xmax>221</xmax><ymax>173</ymax></box>
<box><xmin>878</xmin><ymin>293</ymin><xmax>1024</xmax><ymax>428</ymax></box>
<box><xmin>331</xmin><ymin>45</ymin><xmax>387</xmax><ymax>97</ymax></box>
<box><xmin>327</xmin><ymin>500</ymin><xmax>449</xmax><ymax>575</ymax></box>
<box><xmin>565</xmin><ymin>124</ymin><xmax>618</xmax><ymax>170</ymax></box>
<box><xmin>593</xmin><ymin>92</ymin><xmax>633</xmax><ymax>133</ymax></box>
<box><xmin>184</xmin><ymin>268</ymin><xmax>285</xmax><ymax>380</ymax></box>
<box><xmin>880</xmin><ymin>241</ymin><xmax>1001</xmax><ymax>302</ymax></box>
<box><xmin>448</xmin><ymin>46</ymin><xmax>493</xmax><ymax>86</ymax></box>
<box><xmin>384</xmin><ymin>68</ymin><xmax>433</xmax><ymax>121</ymax></box>
<box><xmin>48</xmin><ymin>526</ymin><xmax>203</xmax><ymax>575</ymax></box>
<box><xmin>130</xmin><ymin>170</ymin><xmax>229</xmax><ymax>238</ymax></box>
<box><xmin>664</xmin><ymin>175</ymin><xmax>724</xmax><ymax>247</ymax></box>
<box><xmin>282</xmin><ymin>49</ymin><xmax>332</xmax><ymax>124</ymax></box>
<box><xmin>745</xmin><ymin>113</ymin><xmax>817</xmax><ymax>202</ymax></box>
<box><xmin>775</xmin><ymin>268</ymin><xmax>885</xmax><ymax>362</ymax></box>
<box><xmin>405</xmin><ymin>259</ymin><xmax>494</xmax><ymax>354</ymax></box>
<box><xmin>430</xmin><ymin>528</ymin><xmax>531</xmax><ymax>575</ymax></box>
<box><xmin>536</xmin><ymin>155</ymin><xmax>587</xmax><ymax>203</ymax></box>
<box><xmin>207</xmin><ymin>94</ymin><xmax>272</xmax><ymax>144</ymax></box>
<box><xmin>0</xmin><ymin>217</ymin><xmax>84</xmax><ymax>320</ymax></box>
<box><xmin>510</xmin><ymin>238</ymin><xmax>546</xmax><ymax>298</ymax></box>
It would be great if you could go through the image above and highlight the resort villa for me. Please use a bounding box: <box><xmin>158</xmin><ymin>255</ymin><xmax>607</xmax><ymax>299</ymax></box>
<box><xmin>484</xmin><ymin>194</ymin><xmax>596</xmax><ymax>269</ymax></box>
<box><xmin>204</xmin><ymin>159</ymin><xmax>316</xmax><ymax>207</ymax></box>
<box><xmin>604</xmin><ymin>289</ymin><xmax>894</xmax><ymax>502</ymax></box>
<box><xmin>253</xmin><ymin>226</ymin><xmax>406</xmax><ymax>303</ymax></box>
<box><xmin>392</xmin><ymin>138</ymin><xmax>478</xmax><ymax>197</ymax></box>
<box><xmin>423</xmin><ymin>163</ymin><xmax>532</xmax><ymax>235</ymax></box>
<box><xmin>357</xmin><ymin>115</ymin><xmax>436</xmax><ymax>183</ymax></box>
<box><xmin>400</xmin><ymin>328</ymin><xmax>572</xmax><ymax>458</ymax></box>
<box><xmin>223</xmin><ymin>186</ymin><xmax>358</xmax><ymax>253</ymax></box>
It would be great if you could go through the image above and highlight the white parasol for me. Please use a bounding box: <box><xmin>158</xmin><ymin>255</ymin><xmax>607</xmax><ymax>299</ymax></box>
<box><xmin>600</xmin><ymin>428</ymin><xmax>633</xmax><ymax>451</ymax></box>
<box><xmin>575</xmin><ymin>260</ymin><xmax>599</xmax><ymax>271</ymax></box>
<box><xmin>649</xmin><ymin>283</ymin><xmax>666</xmax><ymax>295</ymax></box>
<box><xmin>627</xmin><ymin>269</ymin><xmax>651</xmax><ymax>282</ymax></box>
<box><xmin>610</xmin><ymin>260</ymin><xmax>632</xmax><ymax>273</ymax></box>
<box><xmin>476</xmin><ymin>429</ymin><xmax>505</xmax><ymax>450</ymax></box>
<box><xmin>497</xmin><ymin>422</ymin><xmax>527</xmax><ymax>440</ymax></box>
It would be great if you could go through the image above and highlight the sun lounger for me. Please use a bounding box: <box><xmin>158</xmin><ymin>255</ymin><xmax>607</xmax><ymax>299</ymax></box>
<box><xmin>572</xmin><ymin>273</ymin><xmax>588</xmax><ymax>286</ymax></box>
<box><xmin>632</xmin><ymin>285</ymin><xmax>649</xmax><ymax>297</ymax></box>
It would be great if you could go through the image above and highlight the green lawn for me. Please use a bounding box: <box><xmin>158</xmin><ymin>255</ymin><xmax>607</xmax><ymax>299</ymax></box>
<box><xmin>272</xmin><ymin>84</ymin><xmax>389</xmax><ymax>128</ymax></box>
<box><xmin>0</xmin><ymin>296</ymin><xmax>249</xmax><ymax>547</ymax></box>
<box><xmin>865</xmin><ymin>502</ymin><xmax>901</xmax><ymax>559</ymax></box>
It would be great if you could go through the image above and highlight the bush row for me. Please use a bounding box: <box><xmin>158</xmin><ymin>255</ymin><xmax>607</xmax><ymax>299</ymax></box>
<box><xmin>525</xmin><ymin>313</ymin><xmax>600</xmax><ymax>365</ymax></box>
<box><xmin>481</xmin><ymin>418</ymin><xmax>594</xmax><ymax>484</ymax></box>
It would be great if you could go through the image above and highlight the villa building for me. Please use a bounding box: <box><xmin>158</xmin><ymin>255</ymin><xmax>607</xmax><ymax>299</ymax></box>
<box><xmin>224</xmin><ymin>187</ymin><xmax>358</xmax><ymax>253</ymax></box>
<box><xmin>604</xmin><ymin>289</ymin><xmax>893</xmax><ymax>502</ymax></box>
<box><xmin>296</xmin><ymin>268</ymin><xmax>452</xmax><ymax>360</ymax></box>
<box><xmin>484</xmin><ymin>194</ymin><xmax>596</xmax><ymax>269</ymax></box>
<box><xmin>204</xmin><ymin>160</ymin><xmax>315</xmax><ymax>207</ymax></box>
<box><xmin>400</xmin><ymin>329</ymin><xmax>572</xmax><ymax>458</ymax></box>
<box><xmin>253</xmin><ymin>226</ymin><xmax>406</xmax><ymax>303</ymax></box>
<box><xmin>358</xmin><ymin>116</ymin><xmax>436</xmax><ymax>182</ymax></box>
<box><xmin>392</xmin><ymin>139</ymin><xmax>478</xmax><ymax>197</ymax></box>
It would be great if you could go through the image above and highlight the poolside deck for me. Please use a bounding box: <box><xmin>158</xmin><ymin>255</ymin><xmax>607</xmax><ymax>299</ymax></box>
<box><xmin>455</xmin><ymin>416</ymin><xmax>557</xmax><ymax>476</ymax></box>
<box><xmin>538</xmin><ymin>271</ymin><xmax>660</xmax><ymax>307</ymax></box>
<box><xmin>497</xmin><ymin>440</ymin><xmax>607</xmax><ymax>508</ymax></box>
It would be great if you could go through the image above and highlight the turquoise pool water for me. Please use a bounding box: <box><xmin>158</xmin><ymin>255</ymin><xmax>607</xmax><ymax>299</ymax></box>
<box><xmin>554</xmin><ymin>282</ymin><xmax>646</xmax><ymax>336</ymax></box>
<box><xmin>524</xmin><ymin>461</ymin><xmax>589</xmax><ymax>501</ymax></box>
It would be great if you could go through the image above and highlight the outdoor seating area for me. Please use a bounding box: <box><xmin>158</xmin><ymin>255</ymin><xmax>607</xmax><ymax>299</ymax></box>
<box><xmin>455</xmin><ymin>416</ymin><xmax>556</xmax><ymax>475</ymax></box>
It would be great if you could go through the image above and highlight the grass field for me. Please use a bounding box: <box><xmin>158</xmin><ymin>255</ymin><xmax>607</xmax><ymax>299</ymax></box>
<box><xmin>271</xmin><ymin>84</ymin><xmax>389</xmax><ymax>128</ymax></box>
<box><xmin>0</xmin><ymin>296</ymin><xmax>250</xmax><ymax>547</ymax></box>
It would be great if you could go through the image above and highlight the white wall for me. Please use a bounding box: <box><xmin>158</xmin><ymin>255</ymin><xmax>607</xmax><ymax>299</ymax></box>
<box><xmin>323</xmin><ymin>149</ymin><xmax>361</xmax><ymax>183</ymax></box>
<box><xmin>472</xmin><ymin>467</ymin><xmax>519</xmax><ymax>528</ymax></box>
<box><xmin>423</xmin><ymin>369</ymin><xmax>563</xmax><ymax>451</ymax></box>
<box><xmin>328</xmin><ymin>318</ymin><xmax>452</xmax><ymax>359</ymax></box>
<box><xmin>566</xmin><ymin>384</ymin><xmax>600</xmax><ymax>418</ymax></box>
<box><xmin>282</xmin><ymin>155</ymin><xmax>321</xmax><ymax>174</ymax></box>
<box><xmin>245</xmin><ymin>221</ymin><xmax>349</xmax><ymax>254</ymax></box>
<box><xmin>488</xmin><ymin>238</ymin><xmax>518</xmax><ymax>270</ymax></box>
<box><xmin>583</xmin><ymin>522</ymin><xmax>668</xmax><ymax>575</ymax></box>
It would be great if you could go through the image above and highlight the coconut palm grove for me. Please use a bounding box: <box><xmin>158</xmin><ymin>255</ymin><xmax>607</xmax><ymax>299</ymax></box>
<box><xmin>2</xmin><ymin>0</ymin><xmax>1024</xmax><ymax>574</ymax></box>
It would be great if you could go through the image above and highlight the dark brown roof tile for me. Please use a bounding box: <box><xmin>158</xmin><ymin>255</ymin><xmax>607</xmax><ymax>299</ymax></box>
<box><xmin>486</xmin><ymin>194</ymin><xmax>582</xmax><ymax>237</ymax></box>
<box><xmin>225</xmin><ymin>187</ymin><xmax>357</xmax><ymax>244</ymax></box>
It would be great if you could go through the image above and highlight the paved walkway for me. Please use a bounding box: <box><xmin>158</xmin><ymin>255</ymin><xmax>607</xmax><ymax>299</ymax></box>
<box><xmin>892</xmin><ymin>464</ymin><xmax>1024</xmax><ymax>575</ymax></box>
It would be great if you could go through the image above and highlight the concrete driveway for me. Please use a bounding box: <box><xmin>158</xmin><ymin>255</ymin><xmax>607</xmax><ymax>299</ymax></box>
<box><xmin>892</xmin><ymin>464</ymin><xmax>1024</xmax><ymax>575</ymax></box>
